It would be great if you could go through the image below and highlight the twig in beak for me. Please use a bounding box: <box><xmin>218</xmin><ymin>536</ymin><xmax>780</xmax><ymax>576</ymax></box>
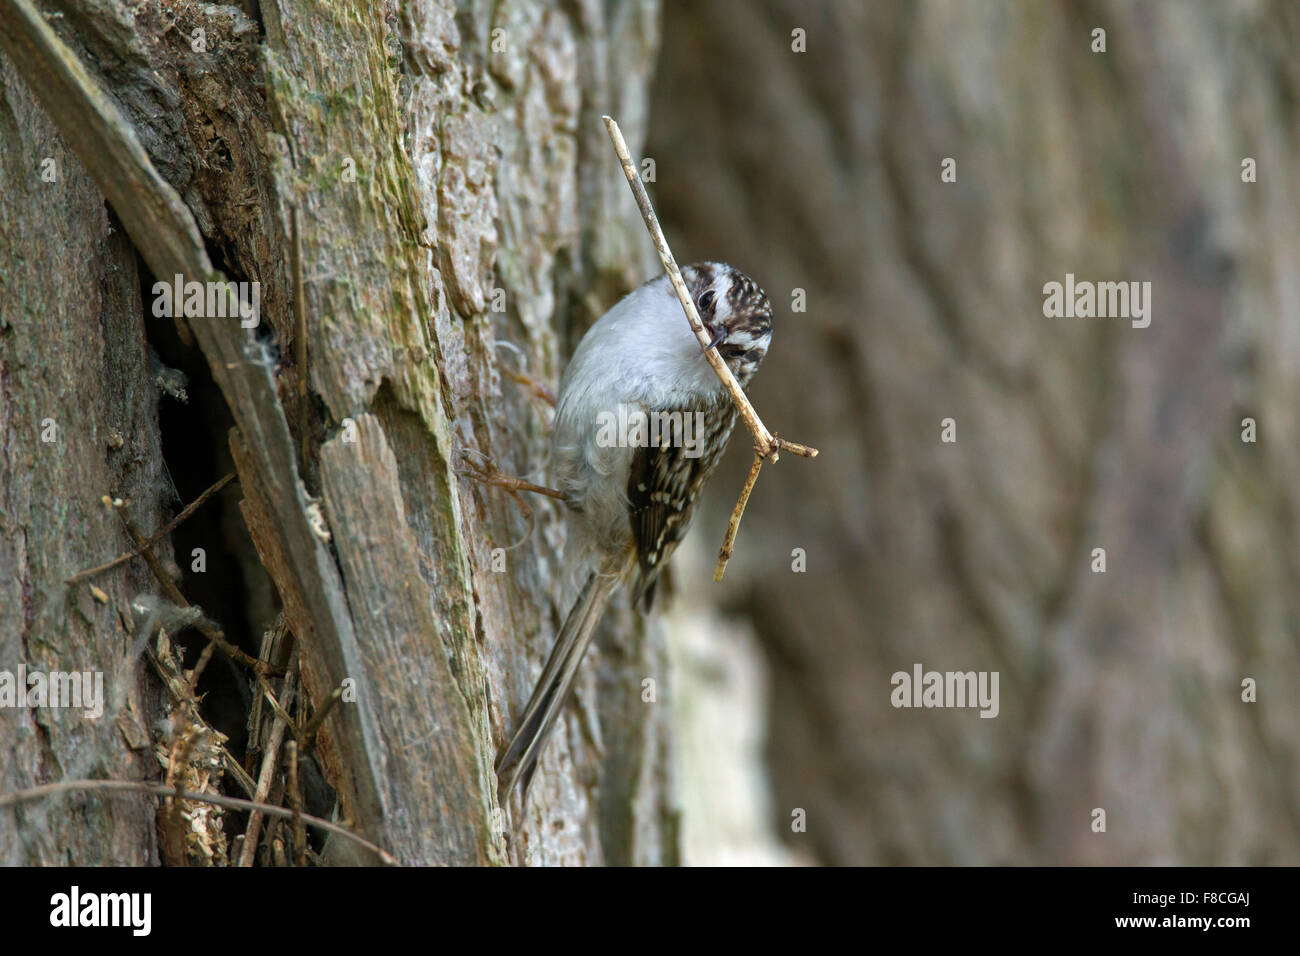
<box><xmin>701</xmin><ymin>326</ymin><xmax>727</xmax><ymax>354</ymax></box>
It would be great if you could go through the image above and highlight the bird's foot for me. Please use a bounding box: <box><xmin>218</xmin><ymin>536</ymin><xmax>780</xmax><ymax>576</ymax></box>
<box><xmin>457</xmin><ymin>448</ymin><xmax>569</xmax><ymax>503</ymax></box>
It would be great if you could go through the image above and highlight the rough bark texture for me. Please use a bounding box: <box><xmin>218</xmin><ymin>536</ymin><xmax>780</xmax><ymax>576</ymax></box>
<box><xmin>1</xmin><ymin>0</ymin><xmax>670</xmax><ymax>866</ymax></box>
<box><xmin>0</xmin><ymin>54</ymin><xmax>162</xmax><ymax>863</ymax></box>
<box><xmin>650</xmin><ymin>0</ymin><xmax>1300</xmax><ymax>864</ymax></box>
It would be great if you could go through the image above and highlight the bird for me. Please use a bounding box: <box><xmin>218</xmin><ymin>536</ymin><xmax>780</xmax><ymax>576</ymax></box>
<box><xmin>496</xmin><ymin>261</ymin><xmax>774</xmax><ymax>808</ymax></box>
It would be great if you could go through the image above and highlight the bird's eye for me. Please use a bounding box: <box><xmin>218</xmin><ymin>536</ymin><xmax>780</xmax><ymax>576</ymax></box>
<box><xmin>697</xmin><ymin>290</ymin><xmax>716</xmax><ymax>312</ymax></box>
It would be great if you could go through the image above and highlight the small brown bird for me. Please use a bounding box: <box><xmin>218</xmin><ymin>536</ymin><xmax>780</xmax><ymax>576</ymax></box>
<box><xmin>497</xmin><ymin>262</ymin><xmax>774</xmax><ymax>806</ymax></box>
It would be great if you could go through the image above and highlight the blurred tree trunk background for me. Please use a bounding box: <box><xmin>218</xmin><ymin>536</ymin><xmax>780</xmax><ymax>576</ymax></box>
<box><xmin>649</xmin><ymin>0</ymin><xmax>1300</xmax><ymax>864</ymax></box>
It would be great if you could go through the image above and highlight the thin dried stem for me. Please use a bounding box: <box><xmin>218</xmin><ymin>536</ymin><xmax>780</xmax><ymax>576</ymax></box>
<box><xmin>67</xmin><ymin>471</ymin><xmax>236</xmax><ymax>584</ymax></box>
<box><xmin>0</xmin><ymin>779</ymin><xmax>395</xmax><ymax>865</ymax></box>
<box><xmin>298</xmin><ymin>683</ymin><xmax>345</xmax><ymax>754</ymax></box>
<box><xmin>285</xmin><ymin>740</ymin><xmax>307</xmax><ymax>867</ymax></box>
<box><xmin>240</xmin><ymin>659</ymin><xmax>298</xmax><ymax>867</ymax></box>
<box><xmin>603</xmin><ymin>116</ymin><xmax>800</xmax><ymax>460</ymax></box>
<box><xmin>602</xmin><ymin>115</ymin><xmax>819</xmax><ymax>578</ymax></box>
<box><xmin>714</xmin><ymin>452</ymin><xmax>765</xmax><ymax>582</ymax></box>
<box><xmin>111</xmin><ymin>499</ymin><xmax>280</xmax><ymax>676</ymax></box>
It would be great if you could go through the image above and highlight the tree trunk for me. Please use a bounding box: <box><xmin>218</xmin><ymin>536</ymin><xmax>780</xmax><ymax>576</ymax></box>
<box><xmin>649</xmin><ymin>0</ymin><xmax>1300</xmax><ymax>865</ymax></box>
<box><xmin>1</xmin><ymin>0</ymin><xmax>670</xmax><ymax>866</ymax></box>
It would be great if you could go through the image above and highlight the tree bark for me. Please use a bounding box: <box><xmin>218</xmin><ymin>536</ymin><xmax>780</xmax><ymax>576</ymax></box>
<box><xmin>1</xmin><ymin>0</ymin><xmax>670</xmax><ymax>866</ymax></box>
<box><xmin>650</xmin><ymin>0</ymin><xmax>1300</xmax><ymax>865</ymax></box>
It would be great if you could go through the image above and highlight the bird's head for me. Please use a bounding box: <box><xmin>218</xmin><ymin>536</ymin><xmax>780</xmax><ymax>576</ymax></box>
<box><xmin>682</xmin><ymin>262</ymin><xmax>773</xmax><ymax>387</ymax></box>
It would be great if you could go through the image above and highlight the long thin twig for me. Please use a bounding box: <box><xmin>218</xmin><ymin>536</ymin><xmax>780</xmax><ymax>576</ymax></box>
<box><xmin>114</xmin><ymin>505</ymin><xmax>276</xmax><ymax>676</ymax></box>
<box><xmin>298</xmin><ymin>683</ymin><xmax>345</xmax><ymax>754</ymax></box>
<box><xmin>0</xmin><ymin>779</ymin><xmax>396</xmax><ymax>865</ymax></box>
<box><xmin>67</xmin><ymin>471</ymin><xmax>237</xmax><ymax>584</ymax></box>
<box><xmin>602</xmin><ymin>115</ymin><xmax>819</xmax><ymax>578</ymax></box>
<box><xmin>285</xmin><ymin>740</ymin><xmax>307</xmax><ymax>867</ymax></box>
<box><xmin>714</xmin><ymin>452</ymin><xmax>765</xmax><ymax>581</ymax></box>
<box><xmin>240</xmin><ymin>660</ymin><xmax>298</xmax><ymax>867</ymax></box>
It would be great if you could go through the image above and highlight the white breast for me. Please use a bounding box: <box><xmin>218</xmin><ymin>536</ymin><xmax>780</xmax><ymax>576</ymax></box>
<box><xmin>551</xmin><ymin>278</ymin><xmax>727</xmax><ymax>566</ymax></box>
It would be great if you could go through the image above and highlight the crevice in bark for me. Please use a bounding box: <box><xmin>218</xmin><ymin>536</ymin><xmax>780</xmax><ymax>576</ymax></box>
<box><xmin>137</xmin><ymin>252</ymin><xmax>270</xmax><ymax>755</ymax></box>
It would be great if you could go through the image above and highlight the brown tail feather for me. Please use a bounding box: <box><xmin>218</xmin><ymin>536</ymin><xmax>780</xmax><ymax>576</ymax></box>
<box><xmin>496</xmin><ymin>571</ymin><xmax>619</xmax><ymax>807</ymax></box>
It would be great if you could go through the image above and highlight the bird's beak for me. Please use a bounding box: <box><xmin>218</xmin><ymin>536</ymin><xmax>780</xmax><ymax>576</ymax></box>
<box><xmin>701</xmin><ymin>326</ymin><xmax>726</xmax><ymax>354</ymax></box>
